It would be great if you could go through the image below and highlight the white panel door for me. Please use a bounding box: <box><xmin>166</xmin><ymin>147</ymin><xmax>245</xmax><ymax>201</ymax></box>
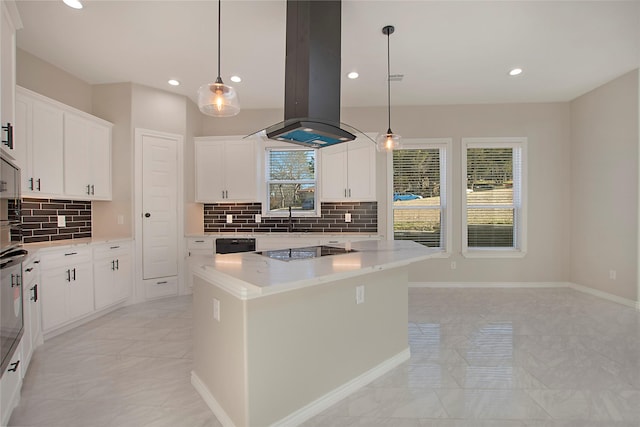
<box><xmin>142</xmin><ymin>135</ymin><xmax>178</xmax><ymax>280</ymax></box>
<box><xmin>320</xmin><ymin>144</ymin><xmax>347</xmax><ymax>200</ymax></box>
<box><xmin>31</xmin><ymin>100</ymin><xmax>64</xmax><ymax>195</ymax></box>
<box><xmin>346</xmin><ymin>138</ymin><xmax>376</xmax><ymax>200</ymax></box>
<box><xmin>194</xmin><ymin>141</ymin><xmax>224</xmax><ymax>202</ymax></box>
<box><xmin>64</xmin><ymin>113</ymin><xmax>92</xmax><ymax>197</ymax></box>
<box><xmin>89</xmin><ymin>123</ymin><xmax>111</xmax><ymax>199</ymax></box>
<box><xmin>225</xmin><ymin>141</ymin><xmax>258</xmax><ymax>200</ymax></box>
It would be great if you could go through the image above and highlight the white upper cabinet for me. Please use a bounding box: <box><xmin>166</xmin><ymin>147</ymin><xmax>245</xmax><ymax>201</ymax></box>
<box><xmin>15</xmin><ymin>86</ymin><xmax>112</xmax><ymax>200</ymax></box>
<box><xmin>0</xmin><ymin>1</ymin><xmax>21</xmax><ymax>157</ymax></box>
<box><xmin>194</xmin><ymin>137</ymin><xmax>259</xmax><ymax>203</ymax></box>
<box><xmin>64</xmin><ymin>112</ymin><xmax>112</xmax><ymax>200</ymax></box>
<box><xmin>320</xmin><ymin>137</ymin><xmax>376</xmax><ymax>201</ymax></box>
<box><xmin>15</xmin><ymin>94</ymin><xmax>65</xmax><ymax>197</ymax></box>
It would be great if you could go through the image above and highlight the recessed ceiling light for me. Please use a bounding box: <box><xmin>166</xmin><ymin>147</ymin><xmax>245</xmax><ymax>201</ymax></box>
<box><xmin>347</xmin><ymin>72</ymin><xmax>359</xmax><ymax>79</ymax></box>
<box><xmin>63</xmin><ymin>0</ymin><xmax>83</xmax><ymax>9</ymax></box>
<box><xmin>230</xmin><ymin>75</ymin><xmax>242</xmax><ymax>83</ymax></box>
<box><xmin>509</xmin><ymin>68</ymin><xmax>523</xmax><ymax>76</ymax></box>
<box><xmin>168</xmin><ymin>79</ymin><xmax>180</xmax><ymax>86</ymax></box>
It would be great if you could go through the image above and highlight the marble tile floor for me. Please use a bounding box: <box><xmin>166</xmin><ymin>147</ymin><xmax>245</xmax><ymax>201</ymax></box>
<box><xmin>9</xmin><ymin>287</ymin><xmax>640</xmax><ymax>427</ymax></box>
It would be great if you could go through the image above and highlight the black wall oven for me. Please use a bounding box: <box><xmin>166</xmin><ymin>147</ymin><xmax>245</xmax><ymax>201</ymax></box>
<box><xmin>1</xmin><ymin>153</ymin><xmax>25</xmax><ymax>377</ymax></box>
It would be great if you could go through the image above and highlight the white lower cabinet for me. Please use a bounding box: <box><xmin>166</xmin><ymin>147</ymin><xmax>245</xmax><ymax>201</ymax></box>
<box><xmin>40</xmin><ymin>247</ymin><xmax>94</xmax><ymax>333</ymax></box>
<box><xmin>93</xmin><ymin>242</ymin><xmax>132</xmax><ymax>310</ymax></box>
<box><xmin>1</xmin><ymin>339</ymin><xmax>22</xmax><ymax>427</ymax></box>
<box><xmin>21</xmin><ymin>255</ymin><xmax>42</xmax><ymax>370</ymax></box>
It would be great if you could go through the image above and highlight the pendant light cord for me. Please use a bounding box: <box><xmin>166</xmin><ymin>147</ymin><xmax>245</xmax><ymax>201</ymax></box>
<box><xmin>386</xmin><ymin>28</ymin><xmax>391</xmax><ymax>134</ymax></box>
<box><xmin>217</xmin><ymin>0</ymin><xmax>221</xmax><ymax>79</ymax></box>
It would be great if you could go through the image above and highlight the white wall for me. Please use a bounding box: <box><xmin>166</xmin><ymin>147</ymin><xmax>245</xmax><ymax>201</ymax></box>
<box><xmin>570</xmin><ymin>69</ymin><xmax>639</xmax><ymax>301</ymax></box>
<box><xmin>343</xmin><ymin>103</ymin><xmax>572</xmax><ymax>284</ymax></box>
<box><xmin>16</xmin><ymin>48</ymin><xmax>92</xmax><ymax>114</ymax></box>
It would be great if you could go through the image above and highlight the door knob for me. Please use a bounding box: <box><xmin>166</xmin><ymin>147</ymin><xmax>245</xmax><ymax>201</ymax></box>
<box><xmin>144</xmin><ymin>213</ymin><xmax>151</xmax><ymax>218</ymax></box>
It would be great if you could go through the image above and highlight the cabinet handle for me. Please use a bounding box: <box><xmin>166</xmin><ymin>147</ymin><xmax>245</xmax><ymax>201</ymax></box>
<box><xmin>222</xmin><ymin>190</ymin><xmax>225</xmax><ymax>199</ymax></box>
<box><xmin>115</xmin><ymin>259</ymin><xmax>119</xmax><ymax>270</ymax></box>
<box><xmin>29</xmin><ymin>177</ymin><xmax>34</xmax><ymax>191</ymax></box>
<box><xmin>157</xmin><ymin>280</ymin><xmax>167</xmax><ymax>285</ymax></box>
<box><xmin>36</xmin><ymin>178</ymin><xmax>41</xmax><ymax>191</ymax></box>
<box><xmin>66</xmin><ymin>269</ymin><xmax>71</xmax><ymax>282</ymax></box>
<box><xmin>344</xmin><ymin>189</ymin><xmax>347</xmax><ymax>197</ymax></box>
<box><xmin>111</xmin><ymin>260</ymin><xmax>115</xmax><ymax>271</ymax></box>
<box><xmin>195</xmin><ymin>240</ymin><xmax>205</xmax><ymax>243</ymax></box>
<box><xmin>91</xmin><ymin>184</ymin><xmax>95</xmax><ymax>195</ymax></box>
<box><xmin>72</xmin><ymin>268</ymin><xmax>76</xmax><ymax>281</ymax></box>
<box><xmin>7</xmin><ymin>360</ymin><xmax>20</xmax><ymax>372</ymax></box>
<box><xmin>10</xmin><ymin>274</ymin><xmax>21</xmax><ymax>287</ymax></box>
<box><xmin>2</xmin><ymin>123</ymin><xmax>13</xmax><ymax>149</ymax></box>
<box><xmin>65</xmin><ymin>252</ymin><xmax>78</xmax><ymax>256</ymax></box>
<box><xmin>25</xmin><ymin>267</ymin><xmax>33</xmax><ymax>273</ymax></box>
<box><xmin>31</xmin><ymin>284</ymin><xmax>38</xmax><ymax>302</ymax></box>
<box><xmin>0</xmin><ymin>180</ymin><xmax>6</xmax><ymax>192</ymax></box>
<box><xmin>348</xmin><ymin>188</ymin><xmax>351</xmax><ymax>197</ymax></box>
<box><xmin>110</xmin><ymin>246</ymin><xmax>120</xmax><ymax>249</ymax></box>
<box><xmin>34</xmin><ymin>260</ymin><xmax>40</xmax><ymax>264</ymax></box>
<box><xmin>87</xmin><ymin>184</ymin><xmax>91</xmax><ymax>195</ymax></box>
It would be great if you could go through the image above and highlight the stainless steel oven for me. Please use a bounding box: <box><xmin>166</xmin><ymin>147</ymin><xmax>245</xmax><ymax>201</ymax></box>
<box><xmin>1</xmin><ymin>153</ymin><xmax>25</xmax><ymax>377</ymax></box>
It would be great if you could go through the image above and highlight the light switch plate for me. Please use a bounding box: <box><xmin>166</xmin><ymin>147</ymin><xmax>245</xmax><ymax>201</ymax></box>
<box><xmin>226</xmin><ymin>214</ymin><xmax>233</xmax><ymax>224</ymax></box>
<box><xmin>345</xmin><ymin>213</ymin><xmax>352</xmax><ymax>223</ymax></box>
<box><xmin>255</xmin><ymin>214</ymin><xmax>262</xmax><ymax>223</ymax></box>
<box><xmin>57</xmin><ymin>215</ymin><xmax>66</xmax><ymax>227</ymax></box>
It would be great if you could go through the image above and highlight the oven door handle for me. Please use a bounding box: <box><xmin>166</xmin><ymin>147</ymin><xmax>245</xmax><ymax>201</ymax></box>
<box><xmin>0</xmin><ymin>249</ymin><xmax>28</xmax><ymax>270</ymax></box>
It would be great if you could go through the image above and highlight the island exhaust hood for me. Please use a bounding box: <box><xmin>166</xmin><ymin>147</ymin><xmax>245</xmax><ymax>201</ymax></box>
<box><xmin>261</xmin><ymin>0</ymin><xmax>356</xmax><ymax>148</ymax></box>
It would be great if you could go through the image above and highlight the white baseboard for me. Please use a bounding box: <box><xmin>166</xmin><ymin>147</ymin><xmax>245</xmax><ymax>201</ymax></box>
<box><xmin>191</xmin><ymin>349</ymin><xmax>410</xmax><ymax>427</ymax></box>
<box><xmin>568</xmin><ymin>282</ymin><xmax>640</xmax><ymax>310</ymax></box>
<box><xmin>191</xmin><ymin>371</ymin><xmax>237</xmax><ymax>427</ymax></box>
<box><xmin>409</xmin><ymin>281</ymin><xmax>570</xmax><ymax>288</ymax></box>
<box><xmin>272</xmin><ymin>348</ymin><xmax>410</xmax><ymax>427</ymax></box>
<box><xmin>409</xmin><ymin>281</ymin><xmax>639</xmax><ymax>311</ymax></box>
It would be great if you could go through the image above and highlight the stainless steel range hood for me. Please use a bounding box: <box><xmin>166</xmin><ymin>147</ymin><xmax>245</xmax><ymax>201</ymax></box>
<box><xmin>260</xmin><ymin>0</ymin><xmax>356</xmax><ymax>148</ymax></box>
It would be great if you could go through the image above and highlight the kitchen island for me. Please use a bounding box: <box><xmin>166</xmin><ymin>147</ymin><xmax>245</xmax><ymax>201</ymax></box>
<box><xmin>191</xmin><ymin>240</ymin><xmax>438</xmax><ymax>427</ymax></box>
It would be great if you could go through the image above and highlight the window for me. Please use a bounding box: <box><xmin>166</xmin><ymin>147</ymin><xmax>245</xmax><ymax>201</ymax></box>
<box><xmin>390</xmin><ymin>139</ymin><xmax>451</xmax><ymax>251</ymax></box>
<box><xmin>462</xmin><ymin>137</ymin><xmax>527</xmax><ymax>257</ymax></box>
<box><xmin>265</xmin><ymin>148</ymin><xmax>318</xmax><ymax>216</ymax></box>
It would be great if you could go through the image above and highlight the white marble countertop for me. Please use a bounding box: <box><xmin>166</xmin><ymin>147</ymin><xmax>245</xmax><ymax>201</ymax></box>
<box><xmin>191</xmin><ymin>240</ymin><xmax>438</xmax><ymax>300</ymax></box>
<box><xmin>23</xmin><ymin>237</ymin><xmax>133</xmax><ymax>253</ymax></box>
<box><xmin>186</xmin><ymin>232</ymin><xmax>380</xmax><ymax>238</ymax></box>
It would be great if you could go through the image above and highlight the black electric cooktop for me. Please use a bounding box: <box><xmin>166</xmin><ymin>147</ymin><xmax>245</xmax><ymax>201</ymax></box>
<box><xmin>257</xmin><ymin>245</ymin><xmax>357</xmax><ymax>262</ymax></box>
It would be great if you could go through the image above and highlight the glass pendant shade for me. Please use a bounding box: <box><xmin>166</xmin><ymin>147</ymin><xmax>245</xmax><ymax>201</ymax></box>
<box><xmin>198</xmin><ymin>78</ymin><xmax>240</xmax><ymax>117</ymax></box>
<box><xmin>376</xmin><ymin>130</ymin><xmax>402</xmax><ymax>152</ymax></box>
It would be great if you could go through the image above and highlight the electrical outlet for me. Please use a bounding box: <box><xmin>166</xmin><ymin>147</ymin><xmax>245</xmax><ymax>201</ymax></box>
<box><xmin>356</xmin><ymin>285</ymin><xmax>365</xmax><ymax>304</ymax></box>
<box><xmin>255</xmin><ymin>214</ymin><xmax>262</xmax><ymax>223</ymax></box>
<box><xmin>609</xmin><ymin>270</ymin><xmax>617</xmax><ymax>280</ymax></box>
<box><xmin>117</xmin><ymin>215</ymin><xmax>124</xmax><ymax>225</ymax></box>
<box><xmin>57</xmin><ymin>215</ymin><xmax>66</xmax><ymax>227</ymax></box>
<box><xmin>213</xmin><ymin>298</ymin><xmax>220</xmax><ymax>321</ymax></box>
<box><xmin>345</xmin><ymin>213</ymin><xmax>352</xmax><ymax>223</ymax></box>
<box><xmin>450</xmin><ymin>261</ymin><xmax>456</xmax><ymax>270</ymax></box>
<box><xmin>226</xmin><ymin>214</ymin><xmax>233</xmax><ymax>224</ymax></box>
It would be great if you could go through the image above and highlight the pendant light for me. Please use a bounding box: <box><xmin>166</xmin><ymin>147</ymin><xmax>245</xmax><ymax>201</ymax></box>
<box><xmin>376</xmin><ymin>25</ymin><xmax>401</xmax><ymax>152</ymax></box>
<box><xmin>197</xmin><ymin>0</ymin><xmax>240</xmax><ymax>117</ymax></box>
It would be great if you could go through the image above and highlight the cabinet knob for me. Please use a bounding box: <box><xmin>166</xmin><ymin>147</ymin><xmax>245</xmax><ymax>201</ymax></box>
<box><xmin>144</xmin><ymin>213</ymin><xmax>151</xmax><ymax>218</ymax></box>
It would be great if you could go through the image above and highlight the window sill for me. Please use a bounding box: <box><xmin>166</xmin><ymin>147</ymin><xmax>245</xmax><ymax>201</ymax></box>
<box><xmin>462</xmin><ymin>249</ymin><xmax>526</xmax><ymax>259</ymax></box>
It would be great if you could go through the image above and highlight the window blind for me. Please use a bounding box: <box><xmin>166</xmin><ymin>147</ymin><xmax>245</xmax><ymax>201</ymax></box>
<box><xmin>393</xmin><ymin>148</ymin><xmax>443</xmax><ymax>247</ymax></box>
<box><xmin>466</xmin><ymin>147</ymin><xmax>521</xmax><ymax>248</ymax></box>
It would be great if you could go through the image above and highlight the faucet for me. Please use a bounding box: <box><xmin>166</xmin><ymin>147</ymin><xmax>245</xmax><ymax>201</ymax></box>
<box><xmin>288</xmin><ymin>206</ymin><xmax>294</xmax><ymax>233</ymax></box>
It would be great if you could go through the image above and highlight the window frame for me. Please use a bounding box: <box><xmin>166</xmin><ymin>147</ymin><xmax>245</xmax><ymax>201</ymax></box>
<box><xmin>263</xmin><ymin>146</ymin><xmax>320</xmax><ymax>218</ymax></box>
<box><xmin>461</xmin><ymin>137</ymin><xmax>528</xmax><ymax>258</ymax></box>
<box><xmin>387</xmin><ymin>138</ymin><xmax>452</xmax><ymax>256</ymax></box>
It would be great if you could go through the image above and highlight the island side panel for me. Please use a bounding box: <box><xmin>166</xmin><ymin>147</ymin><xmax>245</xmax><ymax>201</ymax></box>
<box><xmin>192</xmin><ymin>276</ymin><xmax>248</xmax><ymax>427</ymax></box>
<box><xmin>245</xmin><ymin>267</ymin><xmax>409</xmax><ymax>426</ymax></box>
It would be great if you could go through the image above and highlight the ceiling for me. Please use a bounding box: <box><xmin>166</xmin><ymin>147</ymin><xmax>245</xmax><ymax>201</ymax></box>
<box><xmin>14</xmin><ymin>1</ymin><xmax>640</xmax><ymax>111</ymax></box>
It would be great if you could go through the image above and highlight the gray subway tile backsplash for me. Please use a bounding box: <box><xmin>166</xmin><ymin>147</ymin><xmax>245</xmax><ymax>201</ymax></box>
<box><xmin>203</xmin><ymin>202</ymin><xmax>377</xmax><ymax>233</ymax></box>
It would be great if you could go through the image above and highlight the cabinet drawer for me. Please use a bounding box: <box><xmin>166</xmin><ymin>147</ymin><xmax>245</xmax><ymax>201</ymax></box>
<box><xmin>93</xmin><ymin>242</ymin><xmax>132</xmax><ymax>260</ymax></box>
<box><xmin>187</xmin><ymin>237</ymin><xmax>214</xmax><ymax>250</ymax></box>
<box><xmin>40</xmin><ymin>246</ymin><xmax>92</xmax><ymax>269</ymax></box>
<box><xmin>22</xmin><ymin>258</ymin><xmax>40</xmax><ymax>287</ymax></box>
